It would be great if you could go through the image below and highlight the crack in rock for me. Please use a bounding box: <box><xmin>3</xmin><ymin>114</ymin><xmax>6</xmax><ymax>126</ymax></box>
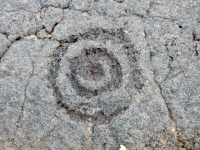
<box><xmin>154</xmin><ymin>78</ymin><xmax>176</xmax><ymax>125</ymax></box>
<box><xmin>0</xmin><ymin>40</ymin><xmax>13</xmax><ymax>63</ymax></box>
<box><xmin>144</xmin><ymin>28</ymin><xmax>177</xmax><ymax>125</ymax></box>
<box><xmin>39</xmin><ymin>123</ymin><xmax>63</xmax><ymax>142</ymax></box>
<box><xmin>12</xmin><ymin>60</ymin><xmax>34</xmax><ymax>146</ymax></box>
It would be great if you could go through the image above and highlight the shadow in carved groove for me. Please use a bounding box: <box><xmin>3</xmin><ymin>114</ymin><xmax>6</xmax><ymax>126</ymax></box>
<box><xmin>68</xmin><ymin>48</ymin><xmax>122</xmax><ymax>99</ymax></box>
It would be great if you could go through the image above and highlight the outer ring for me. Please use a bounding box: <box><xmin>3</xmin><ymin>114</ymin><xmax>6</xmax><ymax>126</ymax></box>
<box><xmin>56</xmin><ymin>39</ymin><xmax>132</xmax><ymax>115</ymax></box>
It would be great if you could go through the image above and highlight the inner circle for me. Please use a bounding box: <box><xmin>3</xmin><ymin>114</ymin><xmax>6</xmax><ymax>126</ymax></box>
<box><xmin>68</xmin><ymin>47</ymin><xmax>122</xmax><ymax>98</ymax></box>
<box><xmin>76</xmin><ymin>60</ymin><xmax>111</xmax><ymax>90</ymax></box>
<box><xmin>78</xmin><ymin>60</ymin><xmax>105</xmax><ymax>81</ymax></box>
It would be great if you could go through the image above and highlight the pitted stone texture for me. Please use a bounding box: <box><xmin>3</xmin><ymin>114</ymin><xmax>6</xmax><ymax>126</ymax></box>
<box><xmin>0</xmin><ymin>33</ymin><xmax>11</xmax><ymax>57</ymax></box>
<box><xmin>0</xmin><ymin>0</ymin><xmax>42</xmax><ymax>41</ymax></box>
<box><xmin>57</xmin><ymin>38</ymin><xmax>132</xmax><ymax>116</ymax></box>
<box><xmin>0</xmin><ymin>37</ymin><xmax>91</xmax><ymax>149</ymax></box>
<box><xmin>194</xmin><ymin>24</ymin><xmax>200</xmax><ymax>40</ymax></box>
<box><xmin>0</xmin><ymin>0</ymin><xmax>41</xmax><ymax>12</ymax></box>
<box><xmin>36</xmin><ymin>29</ymin><xmax>51</xmax><ymax>39</ymax></box>
<box><xmin>67</xmin><ymin>45</ymin><xmax>122</xmax><ymax>96</ymax></box>
<box><xmin>49</xmin><ymin>13</ymin><xmax>177</xmax><ymax>149</ymax></box>
<box><xmin>149</xmin><ymin>0</ymin><xmax>199</xmax><ymax>20</ymax></box>
<box><xmin>50</xmin><ymin>14</ymin><xmax>146</xmax><ymax>123</ymax></box>
<box><xmin>39</xmin><ymin>120</ymin><xmax>92</xmax><ymax>150</ymax></box>
<box><xmin>92</xmin><ymin>125</ymin><xmax>118</xmax><ymax>150</ymax></box>
<box><xmin>51</xmin><ymin>9</ymin><xmax>102</xmax><ymax>41</ymax></box>
<box><xmin>0</xmin><ymin>11</ymin><xmax>42</xmax><ymax>41</ymax></box>
<box><xmin>0</xmin><ymin>37</ymin><xmax>93</xmax><ymax>150</ymax></box>
<box><xmin>69</xmin><ymin>0</ymin><xmax>149</xmax><ymax>17</ymax></box>
<box><xmin>41</xmin><ymin>0</ymin><xmax>71</xmax><ymax>8</ymax></box>
<box><xmin>92</xmin><ymin>99</ymin><xmax>177</xmax><ymax>149</ymax></box>
<box><xmin>52</xmin><ymin>9</ymin><xmax>145</xmax><ymax>41</ymax></box>
<box><xmin>1</xmin><ymin>0</ymin><xmax>200</xmax><ymax>149</ymax></box>
<box><xmin>145</xmin><ymin>17</ymin><xmax>200</xmax><ymax>149</ymax></box>
<box><xmin>195</xmin><ymin>129</ymin><xmax>200</xmax><ymax>150</ymax></box>
<box><xmin>0</xmin><ymin>39</ymin><xmax>35</xmax><ymax>148</ymax></box>
<box><xmin>0</xmin><ymin>37</ymin><xmax>62</xmax><ymax>148</ymax></box>
<box><xmin>41</xmin><ymin>6</ymin><xmax>63</xmax><ymax>33</ymax></box>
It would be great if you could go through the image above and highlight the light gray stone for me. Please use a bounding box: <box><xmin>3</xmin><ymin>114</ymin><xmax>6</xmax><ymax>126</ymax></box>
<box><xmin>69</xmin><ymin>0</ymin><xmax>149</xmax><ymax>17</ymax></box>
<box><xmin>0</xmin><ymin>0</ymin><xmax>200</xmax><ymax>149</ymax></box>
<box><xmin>41</xmin><ymin>0</ymin><xmax>71</xmax><ymax>8</ymax></box>
<box><xmin>41</xmin><ymin>6</ymin><xmax>63</xmax><ymax>33</ymax></box>
<box><xmin>0</xmin><ymin>0</ymin><xmax>41</xmax><ymax>12</ymax></box>
<box><xmin>0</xmin><ymin>11</ymin><xmax>42</xmax><ymax>41</ymax></box>
<box><xmin>0</xmin><ymin>0</ymin><xmax>42</xmax><ymax>41</ymax></box>
<box><xmin>0</xmin><ymin>33</ymin><xmax>11</xmax><ymax>56</ymax></box>
<box><xmin>194</xmin><ymin>25</ymin><xmax>200</xmax><ymax>40</ymax></box>
<box><xmin>36</xmin><ymin>29</ymin><xmax>51</xmax><ymax>39</ymax></box>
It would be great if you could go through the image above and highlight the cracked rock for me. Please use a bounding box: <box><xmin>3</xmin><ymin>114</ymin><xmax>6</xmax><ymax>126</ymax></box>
<box><xmin>36</xmin><ymin>29</ymin><xmax>51</xmax><ymax>39</ymax></box>
<box><xmin>0</xmin><ymin>11</ymin><xmax>42</xmax><ymax>41</ymax></box>
<box><xmin>0</xmin><ymin>0</ymin><xmax>200</xmax><ymax>149</ymax></box>
<box><xmin>145</xmin><ymin>16</ymin><xmax>200</xmax><ymax>150</ymax></box>
<box><xmin>0</xmin><ymin>33</ymin><xmax>11</xmax><ymax>57</ymax></box>
<box><xmin>41</xmin><ymin>0</ymin><xmax>71</xmax><ymax>8</ymax></box>
<box><xmin>41</xmin><ymin>6</ymin><xmax>63</xmax><ymax>33</ymax></box>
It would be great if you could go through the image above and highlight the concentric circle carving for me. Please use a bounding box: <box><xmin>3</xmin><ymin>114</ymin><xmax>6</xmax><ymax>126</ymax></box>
<box><xmin>49</xmin><ymin>28</ymin><xmax>143</xmax><ymax>124</ymax></box>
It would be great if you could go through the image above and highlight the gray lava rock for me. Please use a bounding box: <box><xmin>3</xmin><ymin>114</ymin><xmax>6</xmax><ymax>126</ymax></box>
<box><xmin>0</xmin><ymin>0</ymin><xmax>42</xmax><ymax>41</ymax></box>
<box><xmin>0</xmin><ymin>0</ymin><xmax>200</xmax><ymax>150</ymax></box>
<box><xmin>41</xmin><ymin>6</ymin><xmax>63</xmax><ymax>33</ymax></box>
<box><xmin>69</xmin><ymin>0</ymin><xmax>149</xmax><ymax>17</ymax></box>
<box><xmin>0</xmin><ymin>33</ymin><xmax>11</xmax><ymax>57</ymax></box>
<box><xmin>36</xmin><ymin>29</ymin><xmax>51</xmax><ymax>39</ymax></box>
<box><xmin>0</xmin><ymin>11</ymin><xmax>42</xmax><ymax>41</ymax></box>
<box><xmin>41</xmin><ymin>0</ymin><xmax>71</xmax><ymax>8</ymax></box>
<box><xmin>145</xmin><ymin>11</ymin><xmax>200</xmax><ymax>150</ymax></box>
<box><xmin>0</xmin><ymin>0</ymin><xmax>41</xmax><ymax>12</ymax></box>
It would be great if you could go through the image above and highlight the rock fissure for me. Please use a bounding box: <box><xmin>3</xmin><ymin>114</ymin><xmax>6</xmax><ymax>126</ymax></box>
<box><xmin>144</xmin><ymin>28</ymin><xmax>178</xmax><ymax>136</ymax></box>
<box><xmin>0</xmin><ymin>40</ymin><xmax>14</xmax><ymax>63</ymax></box>
<box><xmin>13</xmin><ymin>60</ymin><xmax>35</xmax><ymax>145</ymax></box>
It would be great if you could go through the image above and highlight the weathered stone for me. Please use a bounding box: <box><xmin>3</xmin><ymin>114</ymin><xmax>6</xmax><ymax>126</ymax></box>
<box><xmin>0</xmin><ymin>11</ymin><xmax>42</xmax><ymax>41</ymax></box>
<box><xmin>36</xmin><ymin>29</ymin><xmax>51</xmax><ymax>39</ymax></box>
<box><xmin>41</xmin><ymin>6</ymin><xmax>63</xmax><ymax>33</ymax></box>
<box><xmin>41</xmin><ymin>0</ymin><xmax>71</xmax><ymax>8</ymax></box>
<box><xmin>0</xmin><ymin>33</ymin><xmax>11</xmax><ymax>57</ymax></box>
<box><xmin>0</xmin><ymin>0</ymin><xmax>200</xmax><ymax>149</ymax></box>
<box><xmin>0</xmin><ymin>0</ymin><xmax>41</xmax><ymax>12</ymax></box>
<box><xmin>69</xmin><ymin>0</ymin><xmax>149</xmax><ymax>17</ymax></box>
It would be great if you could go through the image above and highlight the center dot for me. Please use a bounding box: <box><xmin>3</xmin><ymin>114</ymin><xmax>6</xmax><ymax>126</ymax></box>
<box><xmin>82</xmin><ymin>62</ymin><xmax>105</xmax><ymax>81</ymax></box>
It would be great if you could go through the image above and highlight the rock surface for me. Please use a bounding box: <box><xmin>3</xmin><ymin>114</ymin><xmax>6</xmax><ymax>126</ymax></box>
<box><xmin>0</xmin><ymin>0</ymin><xmax>199</xmax><ymax>150</ymax></box>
